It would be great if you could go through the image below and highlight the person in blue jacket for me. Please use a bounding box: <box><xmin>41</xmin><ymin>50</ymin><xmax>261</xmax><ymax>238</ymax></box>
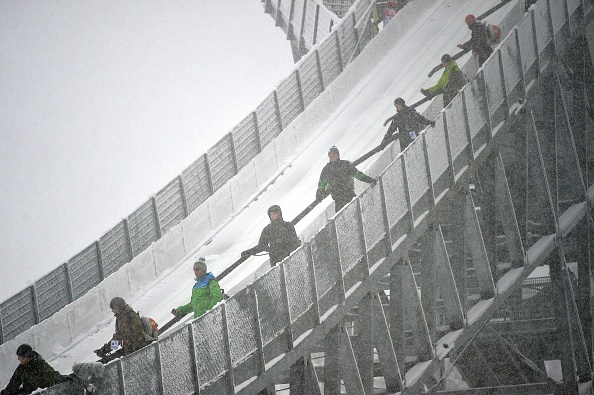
<box><xmin>172</xmin><ymin>258</ymin><xmax>222</xmax><ymax>319</ymax></box>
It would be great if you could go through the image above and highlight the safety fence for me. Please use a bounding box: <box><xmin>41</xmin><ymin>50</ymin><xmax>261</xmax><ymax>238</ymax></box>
<box><xmin>264</xmin><ymin>0</ymin><xmax>376</xmax><ymax>60</ymax></box>
<box><xmin>0</xmin><ymin>0</ymin><xmax>380</xmax><ymax>346</ymax></box>
<box><xmin>31</xmin><ymin>0</ymin><xmax>592</xmax><ymax>393</ymax></box>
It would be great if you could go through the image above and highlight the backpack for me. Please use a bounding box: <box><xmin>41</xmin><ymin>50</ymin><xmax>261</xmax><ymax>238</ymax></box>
<box><xmin>140</xmin><ymin>316</ymin><xmax>159</xmax><ymax>341</ymax></box>
<box><xmin>484</xmin><ymin>22</ymin><xmax>501</xmax><ymax>45</ymax></box>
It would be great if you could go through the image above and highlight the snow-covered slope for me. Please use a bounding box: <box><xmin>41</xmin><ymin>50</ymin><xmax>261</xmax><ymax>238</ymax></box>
<box><xmin>0</xmin><ymin>0</ymin><xmax>518</xmax><ymax>383</ymax></box>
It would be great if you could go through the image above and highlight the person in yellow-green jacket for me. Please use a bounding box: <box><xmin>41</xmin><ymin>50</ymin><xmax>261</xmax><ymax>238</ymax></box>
<box><xmin>421</xmin><ymin>54</ymin><xmax>467</xmax><ymax>107</ymax></box>
<box><xmin>172</xmin><ymin>258</ymin><xmax>222</xmax><ymax>319</ymax></box>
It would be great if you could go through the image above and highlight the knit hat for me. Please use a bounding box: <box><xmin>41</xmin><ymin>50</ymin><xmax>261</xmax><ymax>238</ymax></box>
<box><xmin>109</xmin><ymin>297</ymin><xmax>127</xmax><ymax>310</ymax></box>
<box><xmin>328</xmin><ymin>146</ymin><xmax>340</xmax><ymax>156</ymax></box>
<box><xmin>441</xmin><ymin>54</ymin><xmax>453</xmax><ymax>63</ymax></box>
<box><xmin>16</xmin><ymin>344</ymin><xmax>33</xmax><ymax>358</ymax></box>
<box><xmin>465</xmin><ymin>14</ymin><xmax>476</xmax><ymax>24</ymax></box>
<box><xmin>394</xmin><ymin>97</ymin><xmax>405</xmax><ymax>106</ymax></box>
<box><xmin>193</xmin><ymin>257</ymin><xmax>207</xmax><ymax>272</ymax></box>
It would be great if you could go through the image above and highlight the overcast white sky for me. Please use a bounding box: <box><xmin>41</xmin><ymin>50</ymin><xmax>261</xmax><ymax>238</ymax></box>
<box><xmin>0</xmin><ymin>1</ymin><xmax>294</xmax><ymax>301</ymax></box>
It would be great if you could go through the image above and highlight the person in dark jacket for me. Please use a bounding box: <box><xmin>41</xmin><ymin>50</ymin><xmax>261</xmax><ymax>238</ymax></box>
<box><xmin>381</xmin><ymin>98</ymin><xmax>434</xmax><ymax>151</ymax></box>
<box><xmin>1</xmin><ymin>344</ymin><xmax>70</xmax><ymax>395</ymax></box>
<box><xmin>457</xmin><ymin>14</ymin><xmax>493</xmax><ymax>66</ymax></box>
<box><xmin>421</xmin><ymin>54</ymin><xmax>467</xmax><ymax>107</ymax></box>
<box><xmin>172</xmin><ymin>258</ymin><xmax>223</xmax><ymax>318</ymax></box>
<box><xmin>316</xmin><ymin>146</ymin><xmax>376</xmax><ymax>211</ymax></box>
<box><xmin>94</xmin><ymin>297</ymin><xmax>148</xmax><ymax>364</ymax></box>
<box><xmin>241</xmin><ymin>205</ymin><xmax>301</xmax><ymax>266</ymax></box>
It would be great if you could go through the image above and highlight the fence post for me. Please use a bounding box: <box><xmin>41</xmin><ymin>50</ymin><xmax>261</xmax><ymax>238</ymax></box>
<box><xmin>178</xmin><ymin>174</ymin><xmax>189</xmax><ymax>219</ymax></box>
<box><xmin>295</xmin><ymin>69</ymin><xmax>306</xmax><ymax>113</ymax></box>
<box><xmin>221</xmin><ymin>304</ymin><xmax>236</xmax><ymax>394</ymax></box>
<box><xmin>203</xmin><ymin>153</ymin><xmax>215</xmax><ymax>196</ymax></box>
<box><xmin>313</xmin><ymin>4</ymin><xmax>320</xmax><ymax>45</ymax></box>
<box><xmin>273</xmin><ymin>90</ymin><xmax>283</xmax><ymax>132</ymax></box>
<box><xmin>64</xmin><ymin>262</ymin><xmax>75</xmax><ymax>303</ymax></box>
<box><xmin>123</xmin><ymin>218</ymin><xmax>134</xmax><ymax>258</ymax></box>
<box><xmin>96</xmin><ymin>240</ymin><xmax>105</xmax><ymax>281</ymax></box>
<box><xmin>151</xmin><ymin>196</ymin><xmax>163</xmax><ymax>239</ymax></box>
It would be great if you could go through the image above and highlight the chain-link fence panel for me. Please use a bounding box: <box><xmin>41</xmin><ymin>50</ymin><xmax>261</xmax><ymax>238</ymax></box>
<box><xmin>284</xmin><ymin>247</ymin><xmax>315</xmax><ymax>324</ymax></box>
<box><xmin>360</xmin><ymin>183</ymin><xmax>385</xmax><ymax>251</ymax></box>
<box><xmin>289</xmin><ymin>0</ymin><xmax>307</xmax><ymax>50</ymax></box>
<box><xmin>302</xmin><ymin>0</ymin><xmax>319</xmax><ymax>47</ymax></box>
<box><xmin>534</xmin><ymin>1</ymin><xmax>554</xmax><ymax>69</ymax></box>
<box><xmin>192</xmin><ymin>305</ymin><xmax>227</xmax><ymax>386</ymax></box>
<box><xmin>310</xmin><ymin>222</ymin><xmax>341</xmax><ymax>301</ymax></box>
<box><xmin>337</xmin><ymin>16</ymin><xmax>358</xmax><ymax>65</ymax></box>
<box><xmin>334</xmin><ymin>202</ymin><xmax>364</xmax><ymax>275</ymax></box>
<box><xmin>36</xmin><ymin>265</ymin><xmax>70</xmax><ymax>322</ymax></box>
<box><xmin>499</xmin><ymin>32</ymin><xmax>523</xmax><ymax>106</ymax></box>
<box><xmin>253</xmin><ymin>266</ymin><xmax>285</xmax><ymax>345</ymax></box>
<box><xmin>381</xmin><ymin>157</ymin><xmax>409</xmax><ymax>243</ymax></box>
<box><xmin>225</xmin><ymin>287</ymin><xmax>258</xmax><ymax>367</ymax></box>
<box><xmin>99</xmin><ymin>220</ymin><xmax>131</xmax><ymax>278</ymax></box>
<box><xmin>97</xmin><ymin>360</ymin><xmax>122</xmax><ymax>394</ymax></box>
<box><xmin>68</xmin><ymin>243</ymin><xmax>102</xmax><ymax>300</ymax></box>
<box><xmin>299</xmin><ymin>52</ymin><xmax>324</xmax><ymax>108</ymax></box>
<box><xmin>319</xmin><ymin>32</ymin><xmax>342</xmax><ymax>88</ymax></box>
<box><xmin>425</xmin><ymin>118</ymin><xmax>451</xmax><ymax>202</ymax></box>
<box><xmin>482</xmin><ymin>53</ymin><xmax>506</xmax><ymax>126</ymax></box>
<box><xmin>232</xmin><ymin>113</ymin><xmax>260</xmax><ymax>170</ymax></box>
<box><xmin>278</xmin><ymin>0</ymin><xmax>292</xmax><ymax>28</ymax></box>
<box><xmin>549</xmin><ymin>0</ymin><xmax>567</xmax><ymax>36</ymax></box>
<box><xmin>316</xmin><ymin>6</ymin><xmax>336</xmax><ymax>43</ymax></box>
<box><xmin>181</xmin><ymin>155</ymin><xmax>211</xmax><ymax>214</ymax></box>
<box><xmin>160</xmin><ymin>325</ymin><xmax>195</xmax><ymax>395</ymax></box>
<box><xmin>208</xmin><ymin>134</ymin><xmax>236</xmax><ymax>193</ymax></box>
<box><xmin>463</xmin><ymin>79</ymin><xmax>488</xmax><ymax>153</ymax></box>
<box><xmin>121</xmin><ymin>343</ymin><xmax>161</xmax><ymax>395</ymax></box>
<box><xmin>404</xmin><ymin>139</ymin><xmax>430</xmax><ymax>218</ymax></box>
<box><xmin>518</xmin><ymin>12</ymin><xmax>538</xmax><ymax>81</ymax></box>
<box><xmin>324</xmin><ymin>0</ymin><xmax>353</xmax><ymax>18</ymax></box>
<box><xmin>445</xmin><ymin>94</ymin><xmax>471</xmax><ymax>178</ymax></box>
<box><xmin>155</xmin><ymin>178</ymin><xmax>185</xmax><ymax>235</ymax></box>
<box><xmin>128</xmin><ymin>200</ymin><xmax>159</xmax><ymax>257</ymax></box>
<box><xmin>568</xmin><ymin>0</ymin><xmax>581</xmax><ymax>23</ymax></box>
<box><xmin>277</xmin><ymin>71</ymin><xmax>304</xmax><ymax>129</ymax></box>
<box><xmin>0</xmin><ymin>288</ymin><xmax>35</xmax><ymax>342</ymax></box>
<box><xmin>256</xmin><ymin>92</ymin><xmax>282</xmax><ymax>149</ymax></box>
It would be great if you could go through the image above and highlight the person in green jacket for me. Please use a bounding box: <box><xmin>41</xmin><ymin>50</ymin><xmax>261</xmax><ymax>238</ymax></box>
<box><xmin>172</xmin><ymin>258</ymin><xmax>223</xmax><ymax>319</ymax></box>
<box><xmin>421</xmin><ymin>54</ymin><xmax>467</xmax><ymax>107</ymax></box>
<box><xmin>1</xmin><ymin>344</ymin><xmax>71</xmax><ymax>395</ymax></box>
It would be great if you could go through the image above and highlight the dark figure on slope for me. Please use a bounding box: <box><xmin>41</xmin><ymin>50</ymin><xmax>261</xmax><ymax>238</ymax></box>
<box><xmin>381</xmin><ymin>98</ymin><xmax>434</xmax><ymax>151</ymax></box>
<box><xmin>316</xmin><ymin>146</ymin><xmax>376</xmax><ymax>211</ymax></box>
<box><xmin>241</xmin><ymin>205</ymin><xmax>301</xmax><ymax>266</ymax></box>
<box><xmin>172</xmin><ymin>258</ymin><xmax>222</xmax><ymax>318</ymax></box>
<box><xmin>1</xmin><ymin>344</ymin><xmax>71</xmax><ymax>395</ymax></box>
<box><xmin>421</xmin><ymin>54</ymin><xmax>467</xmax><ymax>107</ymax></box>
<box><xmin>94</xmin><ymin>297</ymin><xmax>148</xmax><ymax>364</ymax></box>
<box><xmin>457</xmin><ymin>14</ymin><xmax>493</xmax><ymax>67</ymax></box>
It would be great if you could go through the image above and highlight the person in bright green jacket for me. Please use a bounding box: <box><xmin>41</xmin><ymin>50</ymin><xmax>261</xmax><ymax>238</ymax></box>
<box><xmin>421</xmin><ymin>54</ymin><xmax>467</xmax><ymax>107</ymax></box>
<box><xmin>172</xmin><ymin>258</ymin><xmax>223</xmax><ymax>319</ymax></box>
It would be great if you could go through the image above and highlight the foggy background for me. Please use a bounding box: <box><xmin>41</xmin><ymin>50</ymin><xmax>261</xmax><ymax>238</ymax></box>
<box><xmin>0</xmin><ymin>1</ymin><xmax>294</xmax><ymax>300</ymax></box>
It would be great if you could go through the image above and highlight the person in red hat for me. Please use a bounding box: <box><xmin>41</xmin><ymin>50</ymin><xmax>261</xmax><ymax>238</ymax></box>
<box><xmin>457</xmin><ymin>14</ymin><xmax>493</xmax><ymax>66</ymax></box>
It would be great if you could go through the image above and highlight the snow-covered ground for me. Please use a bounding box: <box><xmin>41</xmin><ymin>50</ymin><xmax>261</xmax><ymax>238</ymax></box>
<box><xmin>1</xmin><ymin>0</ymin><xmax>518</xmax><ymax>387</ymax></box>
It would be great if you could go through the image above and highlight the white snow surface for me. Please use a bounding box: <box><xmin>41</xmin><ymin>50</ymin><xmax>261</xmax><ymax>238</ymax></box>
<box><xmin>0</xmin><ymin>0</ymin><xmax>516</xmax><ymax>386</ymax></box>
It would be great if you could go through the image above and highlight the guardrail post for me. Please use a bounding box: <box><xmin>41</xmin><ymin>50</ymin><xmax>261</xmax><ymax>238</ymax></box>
<box><xmin>187</xmin><ymin>324</ymin><xmax>202</xmax><ymax>394</ymax></box>
<box><xmin>273</xmin><ymin>90</ymin><xmax>284</xmax><ymax>132</ymax></box>
<box><xmin>228</xmin><ymin>132</ymin><xmax>239</xmax><ymax>176</ymax></box>
<box><xmin>295</xmin><ymin>69</ymin><xmax>306</xmax><ymax>113</ymax></box>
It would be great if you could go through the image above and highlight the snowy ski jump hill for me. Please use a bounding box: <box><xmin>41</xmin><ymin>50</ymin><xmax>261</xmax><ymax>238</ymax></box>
<box><xmin>0</xmin><ymin>0</ymin><xmax>524</xmax><ymax>387</ymax></box>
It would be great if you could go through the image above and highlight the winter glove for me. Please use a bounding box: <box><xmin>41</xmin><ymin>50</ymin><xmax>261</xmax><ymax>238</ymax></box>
<box><xmin>171</xmin><ymin>308</ymin><xmax>178</xmax><ymax>317</ymax></box>
<box><xmin>430</xmin><ymin>120</ymin><xmax>436</xmax><ymax>127</ymax></box>
<box><xmin>420</xmin><ymin>88</ymin><xmax>430</xmax><ymax>97</ymax></box>
<box><xmin>94</xmin><ymin>348</ymin><xmax>106</xmax><ymax>358</ymax></box>
<box><xmin>241</xmin><ymin>250</ymin><xmax>252</xmax><ymax>259</ymax></box>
